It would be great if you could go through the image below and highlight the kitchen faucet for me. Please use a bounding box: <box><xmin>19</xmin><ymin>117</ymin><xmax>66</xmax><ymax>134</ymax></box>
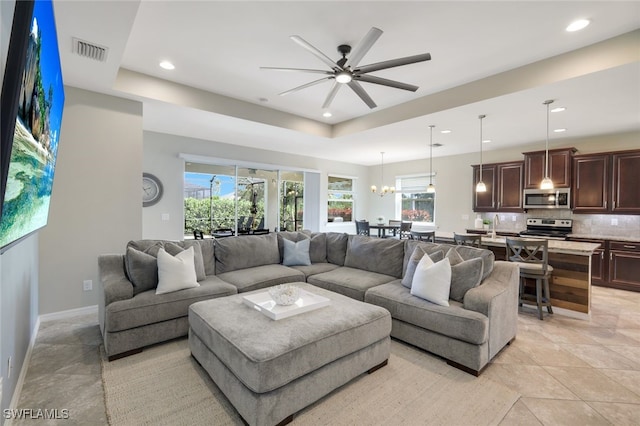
<box><xmin>492</xmin><ymin>214</ymin><xmax>500</xmax><ymax>239</ymax></box>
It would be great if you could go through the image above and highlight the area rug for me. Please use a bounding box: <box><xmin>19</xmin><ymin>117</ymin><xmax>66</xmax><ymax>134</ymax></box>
<box><xmin>101</xmin><ymin>339</ymin><xmax>519</xmax><ymax>425</ymax></box>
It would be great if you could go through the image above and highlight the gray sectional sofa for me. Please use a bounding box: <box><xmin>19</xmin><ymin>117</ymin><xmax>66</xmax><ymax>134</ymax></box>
<box><xmin>98</xmin><ymin>231</ymin><xmax>519</xmax><ymax>374</ymax></box>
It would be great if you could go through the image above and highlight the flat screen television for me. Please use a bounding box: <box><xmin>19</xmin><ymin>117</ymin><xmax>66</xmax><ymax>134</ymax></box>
<box><xmin>0</xmin><ymin>0</ymin><xmax>65</xmax><ymax>252</ymax></box>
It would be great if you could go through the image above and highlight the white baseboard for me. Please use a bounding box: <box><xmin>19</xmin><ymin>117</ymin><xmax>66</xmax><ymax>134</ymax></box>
<box><xmin>5</xmin><ymin>316</ymin><xmax>40</xmax><ymax>426</ymax></box>
<box><xmin>38</xmin><ymin>305</ymin><xmax>98</xmax><ymax>323</ymax></box>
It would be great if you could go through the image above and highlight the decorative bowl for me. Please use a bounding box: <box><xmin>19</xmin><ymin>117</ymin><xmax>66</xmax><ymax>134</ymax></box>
<box><xmin>268</xmin><ymin>284</ymin><xmax>301</xmax><ymax>306</ymax></box>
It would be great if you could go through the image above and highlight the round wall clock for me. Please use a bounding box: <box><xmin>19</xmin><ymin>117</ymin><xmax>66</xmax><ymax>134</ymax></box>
<box><xmin>142</xmin><ymin>173</ymin><xmax>163</xmax><ymax>207</ymax></box>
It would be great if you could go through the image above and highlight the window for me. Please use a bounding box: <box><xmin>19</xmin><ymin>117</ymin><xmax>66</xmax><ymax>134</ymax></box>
<box><xmin>328</xmin><ymin>175</ymin><xmax>354</xmax><ymax>222</ymax></box>
<box><xmin>395</xmin><ymin>175</ymin><xmax>435</xmax><ymax>224</ymax></box>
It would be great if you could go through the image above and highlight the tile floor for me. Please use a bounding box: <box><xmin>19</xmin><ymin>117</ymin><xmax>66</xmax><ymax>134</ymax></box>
<box><xmin>9</xmin><ymin>286</ymin><xmax>640</xmax><ymax>425</ymax></box>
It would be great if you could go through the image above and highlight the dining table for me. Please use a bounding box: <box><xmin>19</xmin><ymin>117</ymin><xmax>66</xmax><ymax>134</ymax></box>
<box><xmin>369</xmin><ymin>224</ymin><xmax>400</xmax><ymax>238</ymax></box>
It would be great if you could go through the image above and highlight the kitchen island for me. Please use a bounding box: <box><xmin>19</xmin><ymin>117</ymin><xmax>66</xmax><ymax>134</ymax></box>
<box><xmin>436</xmin><ymin>232</ymin><xmax>600</xmax><ymax>318</ymax></box>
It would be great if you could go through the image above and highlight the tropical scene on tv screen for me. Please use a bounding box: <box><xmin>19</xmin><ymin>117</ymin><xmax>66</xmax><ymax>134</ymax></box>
<box><xmin>0</xmin><ymin>0</ymin><xmax>64</xmax><ymax>248</ymax></box>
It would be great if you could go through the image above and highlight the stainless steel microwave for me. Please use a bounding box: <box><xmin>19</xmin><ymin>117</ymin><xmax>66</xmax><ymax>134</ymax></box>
<box><xmin>523</xmin><ymin>188</ymin><xmax>571</xmax><ymax>209</ymax></box>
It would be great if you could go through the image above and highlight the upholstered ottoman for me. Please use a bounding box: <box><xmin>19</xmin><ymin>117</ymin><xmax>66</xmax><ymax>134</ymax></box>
<box><xmin>189</xmin><ymin>282</ymin><xmax>391</xmax><ymax>426</ymax></box>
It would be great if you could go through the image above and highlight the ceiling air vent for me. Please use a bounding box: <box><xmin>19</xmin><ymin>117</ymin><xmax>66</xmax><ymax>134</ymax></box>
<box><xmin>72</xmin><ymin>38</ymin><xmax>108</xmax><ymax>62</ymax></box>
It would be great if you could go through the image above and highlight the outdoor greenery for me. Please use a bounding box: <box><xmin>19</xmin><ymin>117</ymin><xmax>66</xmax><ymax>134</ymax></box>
<box><xmin>184</xmin><ymin>196</ymin><xmax>264</xmax><ymax>234</ymax></box>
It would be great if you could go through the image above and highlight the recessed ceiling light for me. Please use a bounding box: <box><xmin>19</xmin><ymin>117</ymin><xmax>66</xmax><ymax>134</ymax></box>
<box><xmin>440</xmin><ymin>130</ymin><xmax>451</xmax><ymax>134</ymax></box>
<box><xmin>159</xmin><ymin>60</ymin><xmax>175</xmax><ymax>70</ymax></box>
<box><xmin>482</xmin><ymin>139</ymin><xmax>491</xmax><ymax>144</ymax></box>
<box><xmin>322</xmin><ymin>111</ymin><xmax>332</xmax><ymax>118</ymax></box>
<box><xmin>566</xmin><ymin>19</ymin><xmax>590</xmax><ymax>32</ymax></box>
<box><xmin>554</xmin><ymin>128</ymin><xmax>567</xmax><ymax>133</ymax></box>
<box><xmin>551</xmin><ymin>107</ymin><xmax>566</xmax><ymax>113</ymax></box>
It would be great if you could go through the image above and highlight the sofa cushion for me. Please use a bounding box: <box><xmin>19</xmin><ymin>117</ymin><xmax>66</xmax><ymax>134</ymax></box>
<box><xmin>344</xmin><ymin>235</ymin><xmax>404</xmax><ymax>278</ymax></box>
<box><xmin>401</xmin><ymin>246</ymin><xmax>445</xmax><ymax>288</ymax></box>
<box><xmin>105</xmin><ymin>276</ymin><xmax>237</xmax><ymax>332</ymax></box>
<box><xmin>308</xmin><ymin>232</ymin><xmax>328</xmax><ymax>263</ymax></box>
<box><xmin>364</xmin><ymin>281</ymin><xmax>489</xmax><ymax>345</ymax></box>
<box><xmin>216</xmin><ymin>264</ymin><xmax>305</xmax><ymax>293</ymax></box>
<box><xmin>325</xmin><ymin>232</ymin><xmax>348</xmax><ymax>266</ymax></box>
<box><xmin>289</xmin><ymin>262</ymin><xmax>340</xmax><ymax>279</ymax></box>
<box><xmin>156</xmin><ymin>247</ymin><xmax>200</xmax><ymax>295</ymax></box>
<box><xmin>449</xmin><ymin>257</ymin><xmax>484</xmax><ymax>303</ymax></box>
<box><xmin>282</xmin><ymin>238</ymin><xmax>311</xmax><ymax>266</ymax></box>
<box><xmin>410</xmin><ymin>257</ymin><xmax>452</xmax><ymax>307</ymax></box>
<box><xmin>307</xmin><ymin>266</ymin><xmax>396</xmax><ymax>301</ymax></box>
<box><xmin>215</xmin><ymin>233</ymin><xmax>280</xmax><ymax>274</ymax></box>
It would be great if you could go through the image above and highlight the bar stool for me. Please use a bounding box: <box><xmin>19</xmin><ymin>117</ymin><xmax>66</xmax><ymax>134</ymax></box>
<box><xmin>453</xmin><ymin>232</ymin><xmax>482</xmax><ymax>248</ymax></box>
<box><xmin>506</xmin><ymin>237</ymin><xmax>553</xmax><ymax>320</ymax></box>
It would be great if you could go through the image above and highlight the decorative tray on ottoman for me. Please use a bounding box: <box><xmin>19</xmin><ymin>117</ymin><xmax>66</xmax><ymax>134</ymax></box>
<box><xmin>242</xmin><ymin>288</ymin><xmax>330</xmax><ymax>320</ymax></box>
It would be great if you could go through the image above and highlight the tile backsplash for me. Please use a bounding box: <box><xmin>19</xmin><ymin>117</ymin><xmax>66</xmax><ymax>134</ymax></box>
<box><xmin>478</xmin><ymin>210</ymin><xmax>640</xmax><ymax>240</ymax></box>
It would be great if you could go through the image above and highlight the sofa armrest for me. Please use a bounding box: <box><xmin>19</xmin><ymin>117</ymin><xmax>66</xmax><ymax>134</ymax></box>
<box><xmin>99</xmin><ymin>254</ymin><xmax>134</xmax><ymax>306</ymax></box>
<box><xmin>463</xmin><ymin>261</ymin><xmax>519</xmax><ymax>359</ymax></box>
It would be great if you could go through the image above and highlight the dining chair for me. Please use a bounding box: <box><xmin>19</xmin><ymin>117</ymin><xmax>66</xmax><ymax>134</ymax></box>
<box><xmin>193</xmin><ymin>229</ymin><xmax>204</xmax><ymax>240</ymax></box>
<box><xmin>505</xmin><ymin>237</ymin><xmax>554</xmax><ymax>320</ymax></box>
<box><xmin>385</xmin><ymin>219</ymin><xmax>402</xmax><ymax>238</ymax></box>
<box><xmin>355</xmin><ymin>220</ymin><xmax>370</xmax><ymax>236</ymax></box>
<box><xmin>453</xmin><ymin>232</ymin><xmax>482</xmax><ymax>248</ymax></box>
<box><xmin>399</xmin><ymin>222</ymin><xmax>412</xmax><ymax>239</ymax></box>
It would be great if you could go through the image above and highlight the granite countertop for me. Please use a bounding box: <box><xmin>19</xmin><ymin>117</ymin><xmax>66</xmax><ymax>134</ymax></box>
<box><xmin>479</xmin><ymin>236</ymin><xmax>600</xmax><ymax>256</ymax></box>
<box><xmin>568</xmin><ymin>234</ymin><xmax>640</xmax><ymax>243</ymax></box>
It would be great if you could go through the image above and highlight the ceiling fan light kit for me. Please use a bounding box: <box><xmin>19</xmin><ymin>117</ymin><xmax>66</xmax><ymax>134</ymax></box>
<box><xmin>262</xmin><ymin>27</ymin><xmax>431</xmax><ymax>110</ymax></box>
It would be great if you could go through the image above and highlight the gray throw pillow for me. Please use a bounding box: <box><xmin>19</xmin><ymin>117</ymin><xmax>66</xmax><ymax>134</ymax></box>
<box><xmin>445</xmin><ymin>247</ymin><xmax>465</xmax><ymax>266</ymax></box>
<box><xmin>308</xmin><ymin>232</ymin><xmax>327</xmax><ymax>263</ymax></box>
<box><xmin>125</xmin><ymin>247</ymin><xmax>159</xmax><ymax>295</ymax></box>
<box><xmin>401</xmin><ymin>247</ymin><xmax>444</xmax><ymax>288</ymax></box>
<box><xmin>449</xmin><ymin>257</ymin><xmax>484</xmax><ymax>302</ymax></box>
<box><xmin>282</xmin><ymin>238</ymin><xmax>312</xmax><ymax>266</ymax></box>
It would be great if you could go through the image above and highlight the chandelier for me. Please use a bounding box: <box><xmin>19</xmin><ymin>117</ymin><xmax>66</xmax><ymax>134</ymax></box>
<box><xmin>371</xmin><ymin>152</ymin><xmax>395</xmax><ymax>197</ymax></box>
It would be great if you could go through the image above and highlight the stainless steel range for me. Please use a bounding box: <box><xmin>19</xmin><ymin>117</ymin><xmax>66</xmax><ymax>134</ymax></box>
<box><xmin>519</xmin><ymin>218</ymin><xmax>573</xmax><ymax>240</ymax></box>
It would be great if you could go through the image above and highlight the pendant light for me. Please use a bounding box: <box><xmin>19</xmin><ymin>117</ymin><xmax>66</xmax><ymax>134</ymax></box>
<box><xmin>540</xmin><ymin>100</ymin><xmax>554</xmax><ymax>189</ymax></box>
<box><xmin>427</xmin><ymin>125</ymin><xmax>436</xmax><ymax>193</ymax></box>
<box><xmin>475</xmin><ymin>114</ymin><xmax>487</xmax><ymax>193</ymax></box>
<box><xmin>371</xmin><ymin>152</ymin><xmax>395</xmax><ymax>197</ymax></box>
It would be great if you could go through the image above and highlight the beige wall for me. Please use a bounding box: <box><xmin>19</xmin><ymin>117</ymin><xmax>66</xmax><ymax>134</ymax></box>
<box><xmin>38</xmin><ymin>87</ymin><xmax>143</xmax><ymax>315</ymax></box>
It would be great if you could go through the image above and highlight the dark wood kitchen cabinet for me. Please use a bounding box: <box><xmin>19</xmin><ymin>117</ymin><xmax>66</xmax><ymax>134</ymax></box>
<box><xmin>573</xmin><ymin>149</ymin><xmax>640</xmax><ymax>214</ymax></box>
<box><xmin>572</xmin><ymin>153</ymin><xmax>609</xmax><ymax>213</ymax></box>
<box><xmin>523</xmin><ymin>147</ymin><xmax>576</xmax><ymax>189</ymax></box>
<box><xmin>570</xmin><ymin>238</ymin><xmax>640</xmax><ymax>292</ymax></box>
<box><xmin>472</xmin><ymin>161</ymin><xmax>523</xmax><ymax>212</ymax></box>
<box><xmin>608</xmin><ymin>241</ymin><xmax>640</xmax><ymax>291</ymax></box>
<box><xmin>611</xmin><ymin>151</ymin><xmax>640</xmax><ymax>214</ymax></box>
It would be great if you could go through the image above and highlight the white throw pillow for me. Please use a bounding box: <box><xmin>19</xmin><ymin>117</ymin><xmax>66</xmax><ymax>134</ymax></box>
<box><xmin>410</xmin><ymin>256</ymin><xmax>452</xmax><ymax>307</ymax></box>
<box><xmin>156</xmin><ymin>247</ymin><xmax>200</xmax><ymax>295</ymax></box>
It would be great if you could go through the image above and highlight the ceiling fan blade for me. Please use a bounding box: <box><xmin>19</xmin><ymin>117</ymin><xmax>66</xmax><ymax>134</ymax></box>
<box><xmin>290</xmin><ymin>35</ymin><xmax>340</xmax><ymax>70</ymax></box>
<box><xmin>344</xmin><ymin>27</ymin><xmax>383</xmax><ymax>68</ymax></box>
<box><xmin>321</xmin><ymin>81</ymin><xmax>341</xmax><ymax>109</ymax></box>
<box><xmin>279</xmin><ymin>77</ymin><xmax>333</xmax><ymax>96</ymax></box>
<box><xmin>260</xmin><ymin>67</ymin><xmax>334</xmax><ymax>75</ymax></box>
<box><xmin>347</xmin><ymin>80</ymin><xmax>377</xmax><ymax>109</ymax></box>
<box><xmin>356</xmin><ymin>74</ymin><xmax>419</xmax><ymax>92</ymax></box>
<box><xmin>356</xmin><ymin>53</ymin><xmax>431</xmax><ymax>74</ymax></box>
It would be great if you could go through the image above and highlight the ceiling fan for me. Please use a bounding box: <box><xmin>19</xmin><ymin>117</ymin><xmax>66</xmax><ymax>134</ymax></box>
<box><xmin>261</xmin><ymin>27</ymin><xmax>431</xmax><ymax>109</ymax></box>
